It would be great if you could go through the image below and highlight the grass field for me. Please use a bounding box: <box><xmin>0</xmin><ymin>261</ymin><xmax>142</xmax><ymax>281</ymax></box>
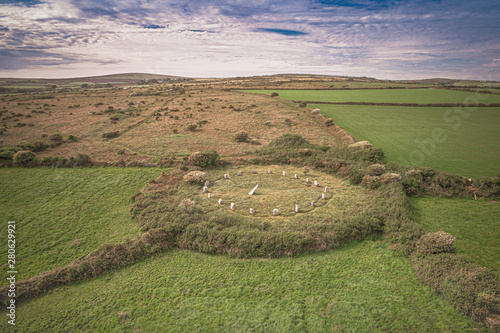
<box><xmin>312</xmin><ymin>104</ymin><xmax>500</xmax><ymax>177</ymax></box>
<box><xmin>0</xmin><ymin>167</ymin><xmax>164</xmax><ymax>282</ymax></box>
<box><xmin>409</xmin><ymin>197</ymin><xmax>500</xmax><ymax>275</ymax></box>
<box><xmin>0</xmin><ymin>241</ymin><xmax>486</xmax><ymax>332</ymax></box>
<box><xmin>245</xmin><ymin>88</ymin><xmax>500</xmax><ymax>104</ymax></box>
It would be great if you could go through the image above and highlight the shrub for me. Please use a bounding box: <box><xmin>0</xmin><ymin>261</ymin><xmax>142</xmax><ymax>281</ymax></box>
<box><xmin>234</xmin><ymin>131</ymin><xmax>249</xmax><ymax>142</ymax></box>
<box><xmin>48</xmin><ymin>133</ymin><xmax>63</xmax><ymax>143</ymax></box>
<box><xmin>68</xmin><ymin>135</ymin><xmax>78</xmax><ymax>142</ymax></box>
<box><xmin>187</xmin><ymin>150</ymin><xmax>219</xmax><ymax>168</ymax></box>
<box><xmin>74</xmin><ymin>154</ymin><xmax>93</xmax><ymax>167</ymax></box>
<box><xmin>269</xmin><ymin>134</ymin><xmax>309</xmax><ymax>147</ymax></box>
<box><xmin>349</xmin><ymin>169</ymin><xmax>365</xmax><ymax>185</ymax></box>
<box><xmin>183</xmin><ymin>171</ymin><xmax>207</xmax><ymax>184</ymax></box>
<box><xmin>179</xmin><ymin>198</ymin><xmax>196</xmax><ymax>209</ymax></box>
<box><xmin>102</xmin><ymin>131</ymin><xmax>120</xmax><ymax>139</ymax></box>
<box><xmin>298</xmin><ymin>148</ymin><xmax>312</xmax><ymax>156</ymax></box>
<box><xmin>32</xmin><ymin>141</ymin><xmax>48</xmax><ymax>152</ymax></box>
<box><xmin>187</xmin><ymin>124</ymin><xmax>197</xmax><ymax>132</ymax></box>
<box><xmin>13</xmin><ymin>150</ymin><xmax>37</xmax><ymax>167</ymax></box>
<box><xmin>270</xmin><ymin>92</ymin><xmax>279</xmax><ymax>97</ymax></box>
<box><xmin>367</xmin><ymin>163</ymin><xmax>386</xmax><ymax>176</ymax></box>
<box><xmin>416</xmin><ymin>231</ymin><xmax>456</xmax><ymax>254</ymax></box>
<box><xmin>360</xmin><ymin>175</ymin><xmax>381</xmax><ymax>189</ymax></box>
<box><xmin>299</xmin><ymin>102</ymin><xmax>307</xmax><ymax>107</ymax></box>
<box><xmin>349</xmin><ymin>141</ymin><xmax>372</xmax><ymax>150</ymax></box>
<box><xmin>381</xmin><ymin>172</ymin><xmax>402</xmax><ymax>184</ymax></box>
<box><xmin>324</xmin><ymin>118</ymin><xmax>335</xmax><ymax>126</ymax></box>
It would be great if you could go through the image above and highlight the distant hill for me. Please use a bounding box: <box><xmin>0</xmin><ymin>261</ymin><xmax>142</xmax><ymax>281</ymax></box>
<box><xmin>0</xmin><ymin>73</ymin><xmax>190</xmax><ymax>85</ymax></box>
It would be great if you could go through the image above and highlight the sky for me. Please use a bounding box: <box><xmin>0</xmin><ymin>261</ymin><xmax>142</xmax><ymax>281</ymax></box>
<box><xmin>0</xmin><ymin>0</ymin><xmax>499</xmax><ymax>80</ymax></box>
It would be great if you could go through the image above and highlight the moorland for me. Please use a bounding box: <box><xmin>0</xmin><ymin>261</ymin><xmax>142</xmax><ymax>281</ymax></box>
<box><xmin>0</xmin><ymin>73</ymin><xmax>499</xmax><ymax>332</ymax></box>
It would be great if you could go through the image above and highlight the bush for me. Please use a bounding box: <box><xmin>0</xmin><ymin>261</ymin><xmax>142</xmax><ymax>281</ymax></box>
<box><xmin>367</xmin><ymin>163</ymin><xmax>386</xmax><ymax>176</ymax></box>
<box><xmin>360</xmin><ymin>175</ymin><xmax>381</xmax><ymax>189</ymax></box>
<box><xmin>349</xmin><ymin>141</ymin><xmax>372</xmax><ymax>150</ymax></box>
<box><xmin>187</xmin><ymin>124</ymin><xmax>197</xmax><ymax>132</ymax></box>
<box><xmin>13</xmin><ymin>150</ymin><xmax>37</xmax><ymax>167</ymax></box>
<box><xmin>183</xmin><ymin>171</ymin><xmax>207</xmax><ymax>184</ymax></box>
<box><xmin>187</xmin><ymin>150</ymin><xmax>220</xmax><ymax>168</ymax></box>
<box><xmin>416</xmin><ymin>231</ymin><xmax>456</xmax><ymax>254</ymax></box>
<box><xmin>68</xmin><ymin>135</ymin><xmax>78</xmax><ymax>142</ymax></box>
<box><xmin>270</xmin><ymin>92</ymin><xmax>279</xmax><ymax>97</ymax></box>
<box><xmin>381</xmin><ymin>172</ymin><xmax>402</xmax><ymax>184</ymax></box>
<box><xmin>269</xmin><ymin>134</ymin><xmax>309</xmax><ymax>147</ymax></box>
<box><xmin>32</xmin><ymin>141</ymin><xmax>48</xmax><ymax>152</ymax></box>
<box><xmin>48</xmin><ymin>133</ymin><xmax>63</xmax><ymax>143</ymax></box>
<box><xmin>102</xmin><ymin>131</ymin><xmax>120</xmax><ymax>139</ymax></box>
<box><xmin>74</xmin><ymin>154</ymin><xmax>93</xmax><ymax>167</ymax></box>
<box><xmin>298</xmin><ymin>148</ymin><xmax>312</xmax><ymax>156</ymax></box>
<box><xmin>349</xmin><ymin>169</ymin><xmax>365</xmax><ymax>185</ymax></box>
<box><xmin>234</xmin><ymin>131</ymin><xmax>249</xmax><ymax>142</ymax></box>
<box><xmin>324</xmin><ymin>118</ymin><xmax>335</xmax><ymax>126</ymax></box>
<box><xmin>299</xmin><ymin>102</ymin><xmax>307</xmax><ymax>107</ymax></box>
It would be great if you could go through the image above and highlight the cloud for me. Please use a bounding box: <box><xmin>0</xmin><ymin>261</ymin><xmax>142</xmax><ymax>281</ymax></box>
<box><xmin>0</xmin><ymin>0</ymin><xmax>499</xmax><ymax>79</ymax></box>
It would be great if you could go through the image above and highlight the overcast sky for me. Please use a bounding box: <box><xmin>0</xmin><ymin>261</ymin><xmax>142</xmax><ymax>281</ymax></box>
<box><xmin>0</xmin><ymin>0</ymin><xmax>499</xmax><ymax>80</ymax></box>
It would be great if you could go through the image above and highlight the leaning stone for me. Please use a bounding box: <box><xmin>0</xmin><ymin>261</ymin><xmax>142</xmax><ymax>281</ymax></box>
<box><xmin>248</xmin><ymin>184</ymin><xmax>259</xmax><ymax>195</ymax></box>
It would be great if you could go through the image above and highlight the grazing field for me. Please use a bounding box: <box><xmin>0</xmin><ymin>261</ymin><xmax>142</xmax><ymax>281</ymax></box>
<box><xmin>409</xmin><ymin>197</ymin><xmax>500</xmax><ymax>275</ymax></box>
<box><xmin>0</xmin><ymin>242</ymin><xmax>486</xmax><ymax>332</ymax></box>
<box><xmin>0</xmin><ymin>167</ymin><xmax>164</xmax><ymax>281</ymax></box>
<box><xmin>245</xmin><ymin>88</ymin><xmax>500</xmax><ymax>104</ymax></box>
<box><xmin>312</xmin><ymin>104</ymin><xmax>500</xmax><ymax>177</ymax></box>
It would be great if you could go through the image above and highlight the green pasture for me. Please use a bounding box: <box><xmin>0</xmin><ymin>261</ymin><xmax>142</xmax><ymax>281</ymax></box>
<box><xmin>313</xmin><ymin>104</ymin><xmax>500</xmax><ymax>178</ymax></box>
<box><xmin>314</xmin><ymin>82</ymin><xmax>431</xmax><ymax>89</ymax></box>
<box><xmin>409</xmin><ymin>196</ymin><xmax>500</xmax><ymax>275</ymax></box>
<box><xmin>0</xmin><ymin>167</ymin><xmax>164</xmax><ymax>282</ymax></box>
<box><xmin>0</xmin><ymin>241</ymin><xmax>486</xmax><ymax>332</ymax></box>
<box><xmin>246</xmin><ymin>88</ymin><xmax>500</xmax><ymax>104</ymax></box>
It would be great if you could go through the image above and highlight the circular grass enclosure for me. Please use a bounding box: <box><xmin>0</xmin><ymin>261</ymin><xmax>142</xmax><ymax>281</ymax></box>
<box><xmin>132</xmin><ymin>166</ymin><xmax>390</xmax><ymax>257</ymax></box>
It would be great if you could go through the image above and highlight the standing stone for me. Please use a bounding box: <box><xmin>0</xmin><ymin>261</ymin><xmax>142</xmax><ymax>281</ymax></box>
<box><xmin>218</xmin><ymin>198</ymin><xmax>223</xmax><ymax>204</ymax></box>
<box><xmin>282</xmin><ymin>171</ymin><xmax>286</xmax><ymax>176</ymax></box>
<box><xmin>251</xmin><ymin>170</ymin><xmax>257</xmax><ymax>174</ymax></box>
<box><xmin>250</xmin><ymin>208</ymin><xmax>255</xmax><ymax>214</ymax></box>
<box><xmin>324</xmin><ymin>186</ymin><xmax>328</xmax><ymax>192</ymax></box>
<box><xmin>295</xmin><ymin>205</ymin><xmax>300</xmax><ymax>213</ymax></box>
<box><xmin>311</xmin><ymin>201</ymin><xmax>316</xmax><ymax>207</ymax></box>
<box><xmin>202</xmin><ymin>186</ymin><xmax>208</xmax><ymax>193</ymax></box>
<box><xmin>205</xmin><ymin>180</ymin><xmax>210</xmax><ymax>187</ymax></box>
<box><xmin>273</xmin><ymin>208</ymin><xmax>280</xmax><ymax>216</ymax></box>
<box><xmin>306</xmin><ymin>178</ymin><xmax>310</xmax><ymax>183</ymax></box>
<box><xmin>224</xmin><ymin>173</ymin><xmax>228</xmax><ymax>179</ymax></box>
<box><xmin>237</xmin><ymin>171</ymin><xmax>242</xmax><ymax>176</ymax></box>
<box><xmin>294</xmin><ymin>174</ymin><xmax>298</xmax><ymax>179</ymax></box>
<box><xmin>268</xmin><ymin>169</ymin><xmax>273</xmax><ymax>174</ymax></box>
<box><xmin>208</xmin><ymin>193</ymin><xmax>211</xmax><ymax>198</ymax></box>
<box><xmin>230</xmin><ymin>202</ymin><xmax>235</xmax><ymax>210</ymax></box>
<box><xmin>322</xmin><ymin>193</ymin><xmax>325</xmax><ymax>200</ymax></box>
<box><xmin>314</xmin><ymin>180</ymin><xmax>319</xmax><ymax>187</ymax></box>
<box><xmin>248</xmin><ymin>184</ymin><xmax>259</xmax><ymax>195</ymax></box>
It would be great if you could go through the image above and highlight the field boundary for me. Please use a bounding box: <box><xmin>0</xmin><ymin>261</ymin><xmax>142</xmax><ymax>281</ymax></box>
<box><xmin>294</xmin><ymin>100</ymin><xmax>500</xmax><ymax>107</ymax></box>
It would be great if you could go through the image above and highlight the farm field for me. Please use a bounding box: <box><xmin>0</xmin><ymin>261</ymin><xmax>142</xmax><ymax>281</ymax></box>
<box><xmin>245</xmin><ymin>88</ymin><xmax>500</xmax><ymax>104</ymax></box>
<box><xmin>0</xmin><ymin>242</ymin><xmax>486</xmax><ymax>332</ymax></box>
<box><xmin>409</xmin><ymin>197</ymin><xmax>500</xmax><ymax>275</ymax></box>
<box><xmin>0</xmin><ymin>167</ymin><xmax>164</xmax><ymax>281</ymax></box>
<box><xmin>312</xmin><ymin>104</ymin><xmax>500</xmax><ymax>177</ymax></box>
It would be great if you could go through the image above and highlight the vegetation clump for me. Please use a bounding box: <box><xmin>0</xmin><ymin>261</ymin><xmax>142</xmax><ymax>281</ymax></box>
<box><xmin>367</xmin><ymin>163</ymin><xmax>386</xmax><ymax>176</ymax></box>
<box><xmin>179</xmin><ymin>198</ymin><xmax>196</xmax><ymax>209</ymax></box>
<box><xmin>324</xmin><ymin>118</ymin><xmax>335</xmax><ymax>126</ymax></box>
<box><xmin>268</xmin><ymin>133</ymin><xmax>309</xmax><ymax>147</ymax></box>
<box><xmin>187</xmin><ymin>150</ymin><xmax>219</xmax><ymax>167</ymax></box>
<box><xmin>416</xmin><ymin>231</ymin><xmax>456</xmax><ymax>254</ymax></box>
<box><xmin>13</xmin><ymin>150</ymin><xmax>37</xmax><ymax>167</ymax></box>
<box><xmin>234</xmin><ymin>131</ymin><xmax>249</xmax><ymax>142</ymax></box>
<box><xmin>183</xmin><ymin>171</ymin><xmax>207</xmax><ymax>184</ymax></box>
